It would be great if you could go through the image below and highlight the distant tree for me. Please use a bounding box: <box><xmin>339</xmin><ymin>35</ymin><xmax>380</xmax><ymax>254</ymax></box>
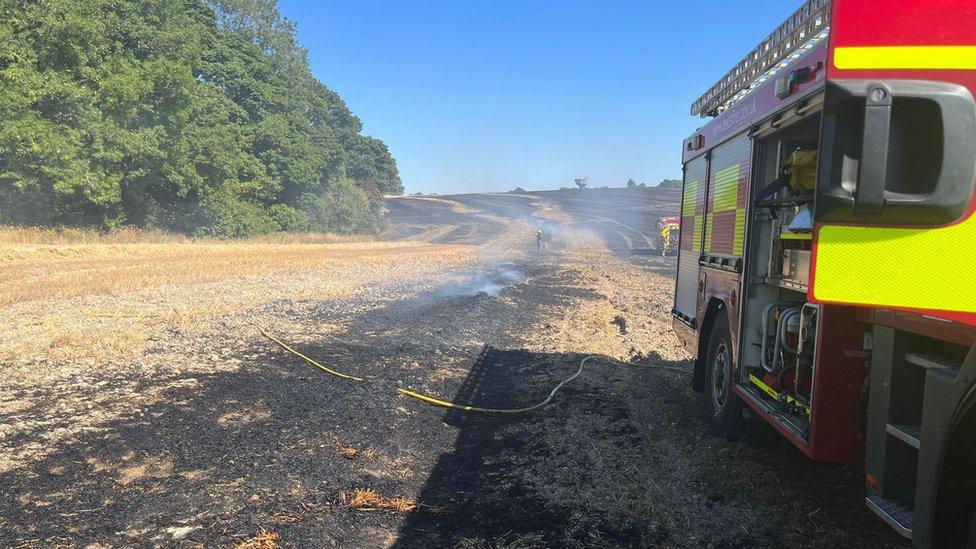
<box><xmin>639</xmin><ymin>182</ymin><xmax>647</xmax><ymax>188</ymax></box>
<box><xmin>510</xmin><ymin>187</ymin><xmax>526</xmax><ymax>193</ymax></box>
<box><xmin>658</xmin><ymin>179</ymin><xmax>682</xmax><ymax>189</ymax></box>
<box><xmin>574</xmin><ymin>177</ymin><xmax>589</xmax><ymax>190</ymax></box>
<box><xmin>626</xmin><ymin>178</ymin><xmax>637</xmax><ymax>189</ymax></box>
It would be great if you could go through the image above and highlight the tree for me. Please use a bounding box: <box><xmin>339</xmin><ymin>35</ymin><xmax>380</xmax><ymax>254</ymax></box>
<box><xmin>574</xmin><ymin>177</ymin><xmax>588</xmax><ymax>190</ymax></box>
<box><xmin>658</xmin><ymin>178</ymin><xmax>682</xmax><ymax>189</ymax></box>
<box><xmin>0</xmin><ymin>0</ymin><xmax>401</xmax><ymax>236</ymax></box>
<box><xmin>626</xmin><ymin>178</ymin><xmax>637</xmax><ymax>189</ymax></box>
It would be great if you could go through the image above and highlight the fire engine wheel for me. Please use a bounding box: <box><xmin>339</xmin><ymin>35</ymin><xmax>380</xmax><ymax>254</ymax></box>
<box><xmin>704</xmin><ymin>310</ymin><xmax>743</xmax><ymax>439</ymax></box>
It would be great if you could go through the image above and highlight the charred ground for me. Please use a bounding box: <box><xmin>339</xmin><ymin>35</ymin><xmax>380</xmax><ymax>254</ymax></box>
<box><xmin>0</xmin><ymin>188</ymin><xmax>904</xmax><ymax>547</ymax></box>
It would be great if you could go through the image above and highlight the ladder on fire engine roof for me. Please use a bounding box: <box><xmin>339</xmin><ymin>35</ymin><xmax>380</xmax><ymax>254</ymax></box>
<box><xmin>691</xmin><ymin>0</ymin><xmax>831</xmax><ymax>118</ymax></box>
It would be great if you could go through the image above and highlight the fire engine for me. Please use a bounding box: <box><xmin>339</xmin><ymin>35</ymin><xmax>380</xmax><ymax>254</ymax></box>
<box><xmin>671</xmin><ymin>1</ymin><xmax>976</xmax><ymax>546</ymax></box>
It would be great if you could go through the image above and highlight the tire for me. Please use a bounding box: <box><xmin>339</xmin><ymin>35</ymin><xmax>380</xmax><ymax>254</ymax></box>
<box><xmin>956</xmin><ymin>455</ymin><xmax>976</xmax><ymax>548</ymax></box>
<box><xmin>967</xmin><ymin>509</ymin><xmax>976</xmax><ymax>549</ymax></box>
<box><xmin>704</xmin><ymin>309</ymin><xmax>743</xmax><ymax>439</ymax></box>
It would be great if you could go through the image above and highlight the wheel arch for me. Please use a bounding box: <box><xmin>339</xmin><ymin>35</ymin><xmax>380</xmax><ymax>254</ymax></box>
<box><xmin>693</xmin><ymin>297</ymin><xmax>729</xmax><ymax>393</ymax></box>
<box><xmin>931</xmin><ymin>351</ymin><xmax>976</xmax><ymax>547</ymax></box>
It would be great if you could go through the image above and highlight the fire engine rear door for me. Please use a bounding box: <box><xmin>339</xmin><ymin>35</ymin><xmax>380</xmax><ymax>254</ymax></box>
<box><xmin>674</xmin><ymin>155</ymin><xmax>708</xmax><ymax>325</ymax></box>
<box><xmin>810</xmin><ymin>0</ymin><xmax>976</xmax><ymax>324</ymax></box>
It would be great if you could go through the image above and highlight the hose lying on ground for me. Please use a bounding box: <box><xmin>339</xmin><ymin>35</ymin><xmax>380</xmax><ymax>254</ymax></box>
<box><xmin>253</xmin><ymin>323</ymin><xmax>365</xmax><ymax>382</ymax></box>
<box><xmin>253</xmin><ymin>323</ymin><xmax>689</xmax><ymax>414</ymax></box>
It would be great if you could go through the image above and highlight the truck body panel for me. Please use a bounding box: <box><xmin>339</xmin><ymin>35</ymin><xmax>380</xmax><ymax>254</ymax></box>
<box><xmin>673</xmin><ymin>1</ymin><xmax>976</xmax><ymax>544</ymax></box>
<box><xmin>810</xmin><ymin>0</ymin><xmax>976</xmax><ymax>324</ymax></box>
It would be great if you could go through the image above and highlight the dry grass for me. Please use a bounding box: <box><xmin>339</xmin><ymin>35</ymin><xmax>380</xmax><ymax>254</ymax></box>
<box><xmin>234</xmin><ymin>529</ymin><xmax>279</xmax><ymax>549</ymax></box>
<box><xmin>340</xmin><ymin>487</ymin><xmax>439</xmax><ymax>514</ymax></box>
<box><xmin>0</xmin><ymin>226</ymin><xmax>188</xmax><ymax>245</ymax></box>
<box><xmin>0</xmin><ymin>224</ymin><xmax>416</xmax><ymax>315</ymax></box>
<box><xmin>0</xmin><ymin>221</ymin><xmax>487</xmax><ymax>367</ymax></box>
<box><xmin>0</xmin><ymin>225</ymin><xmax>373</xmax><ymax>246</ymax></box>
<box><xmin>0</xmin><ymin>236</ymin><xmax>443</xmax><ymax>308</ymax></box>
<box><xmin>339</xmin><ymin>446</ymin><xmax>374</xmax><ymax>460</ymax></box>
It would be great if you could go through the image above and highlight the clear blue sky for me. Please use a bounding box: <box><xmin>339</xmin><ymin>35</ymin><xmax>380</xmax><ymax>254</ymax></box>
<box><xmin>277</xmin><ymin>0</ymin><xmax>799</xmax><ymax>194</ymax></box>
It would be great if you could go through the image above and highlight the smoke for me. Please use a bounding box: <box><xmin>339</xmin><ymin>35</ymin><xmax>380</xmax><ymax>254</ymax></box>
<box><xmin>412</xmin><ymin>187</ymin><xmax>680</xmax><ymax>301</ymax></box>
<box><xmin>435</xmin><ymin>261</ymin><xmax>525</xmax><ymax>298</ymax></box>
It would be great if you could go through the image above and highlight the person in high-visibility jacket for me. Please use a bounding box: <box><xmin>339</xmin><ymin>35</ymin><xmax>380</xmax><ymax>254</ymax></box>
<box><xmin>658</xmin><ymin>217</ymin><xmax>680</xmax><ymax>256</ymax></box>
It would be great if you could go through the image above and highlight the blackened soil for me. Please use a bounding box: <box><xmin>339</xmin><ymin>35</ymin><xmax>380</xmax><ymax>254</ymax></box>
<box><xmin>0</xmin><ymin>190</ymin><xmax>907</xmax><ymax>548</ymax></box>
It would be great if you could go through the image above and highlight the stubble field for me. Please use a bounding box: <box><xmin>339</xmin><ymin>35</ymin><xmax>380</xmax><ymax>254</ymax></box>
<box><xmin>0</xmin><ymin>188</ymin><xmax>904</xmax><ymax>547</ymax></box>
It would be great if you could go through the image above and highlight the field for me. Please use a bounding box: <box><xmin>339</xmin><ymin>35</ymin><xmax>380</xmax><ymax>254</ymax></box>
<box><xmin>0</xmin><ymin>188</ymin><xmax>904</xmax><ymax>547</ymax></box>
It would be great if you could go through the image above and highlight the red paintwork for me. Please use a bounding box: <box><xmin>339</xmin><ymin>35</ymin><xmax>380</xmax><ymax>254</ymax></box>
<box><xmin>870</xmin><ymin>309</ymin><xmax>976</xmax><ymax>348</ymax></box>
<box><xmin>808</xmin><ymin>0</ymin><xmax>976</xmax><ymax>328</ymax></box>
<box><xmin>699</xmin><ymin>268</ymin><xmax>741</xmax><ymax>361</ymax></box>
<box><xmin>807</xmin><ymin>305</ymin><xmax>871</xmax><ymax>462</ymax></box>
<box><xmin>735</xmin><ymin>305</ymin><xmax>872</xmax><ymax>463</ymax></box>
<box><xmin>679</xmin><ymin>0</ymin><xmax>976</xmax><ymax>464</ymax></box>
<box><xmin>707</xmin><ymin>210</ymin><xmax>740</xmax><ymax>255</ymax></box>
<box><xmin>678</xmin><ymin>163</ymin><xmax>708</xmax><ymax>253</ymax></box>
<box><xmin>832</xmin><ymin>0</ymin><xmax>976</xmax><ymax>47</ymax></box>
<box><xmin>672</xmin><ymin>317</ymin><xmax>697</xmax><ymax>355</ymax></box>
<box><xmin>734</xmin><ymin>384</ymin><xmax>812</xmax><ymax>453</ymax></box>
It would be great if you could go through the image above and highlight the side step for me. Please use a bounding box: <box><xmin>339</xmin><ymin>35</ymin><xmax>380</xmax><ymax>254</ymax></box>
<box><xmin>866</xmin><ymin>328</ymin><xmax>966</xmax><ymax>543</ymax></box>
<box><xmin>886</xmin><ymin>423</ymin><xmax>921</xmax><ymax>449</ymax></box>
<box><xmin>866</xmin><ymin>495</ymin><xmax>914</xmax><ymax>539</ymax></box>
<box><xmin>905</xmin><ymin>352</ymin><xmax>961</xmax><ymax>374</ymax></box>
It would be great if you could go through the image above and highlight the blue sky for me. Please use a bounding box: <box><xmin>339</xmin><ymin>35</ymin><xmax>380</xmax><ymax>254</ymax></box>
<box><xmin>277</xmin><ymin>0</ymin><xmax>799</xmax><ymax>194</ymax></box>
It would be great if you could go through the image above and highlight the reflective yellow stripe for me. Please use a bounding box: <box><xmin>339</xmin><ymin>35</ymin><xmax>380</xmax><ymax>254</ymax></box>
<box><xmin>692</xmin><ymin>214</ymin><xmax>703</xmax><ymax>252</ymax></box>
<box><xmin>682</xmin><ymin>180</ymin><xmax>702</xmax><ymax>252</ymax></box>
<box><xmin>779</xmin><ymin>232</ymin><xmax>812</xmax><ymax>241</ymax></box>
<box><xmin>749</xmin><ymin>374</ymin><xmax>779</xmax><ymax>400</ymax></box>
<box><xmin>814</xmin><ymin>216</ymin><xmax>976</xmax><ymax>314</ymax></box>
<box><xmin>712</xmin><ymin>165</ymin><xmax>740</xmax><ymax>212</ymax></box>
<box><xmin>787</xmin><ymin>395</ymin><xmax>811</xmax><ymax>416</ymax></box>
<box><xmin>733</xmin><ymin>208</ymin><xmax>746</xmax><ymax>256</ymax></box>
<box><xmin>708</xmin><ymin>164</ymin><xmax>743</xmax><ymax>255</ymax></box>
<box><xmin>748</xmin><ymin>374</ymin><xmax>811</xmax><ymax>415</ymax></box>
<box><xmin>834</xmin><ymin>46</ymin><xmax>976</xmax><ymax>70</ymax></box>
<box><xmin>704</xmin><ymin>212</ymin><xmax>714</xmax><ymax>253</ymax></box>
<box><xmin>682</xmin><ymin>180</ymin><xmax>698</xmax><ymax>217</ymax></box>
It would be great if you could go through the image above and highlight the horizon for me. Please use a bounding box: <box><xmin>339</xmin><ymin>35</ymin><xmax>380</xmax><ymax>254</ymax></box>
<box><xmin>279</xmin><ymin>0</ymin><xmax>799</xmax><ymax>195</ymax></box>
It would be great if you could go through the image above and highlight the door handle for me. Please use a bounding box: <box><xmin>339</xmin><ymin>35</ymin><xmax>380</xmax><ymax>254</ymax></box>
<box><xmin>855</xmin><ymin>85</ymin><xmax>892</xmax><ymax>214</ymax></box>
<box><xmin>817</xmin><ymin>80</ymin><xmax>976</xmax><ymax>226</ymax></box>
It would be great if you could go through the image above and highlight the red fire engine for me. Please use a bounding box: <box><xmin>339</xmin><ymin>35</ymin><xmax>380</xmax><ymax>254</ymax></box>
<box><xmin>671</xmin><ymin>1</ymin><xmax>976</xmax><ymax>546</ymax></box>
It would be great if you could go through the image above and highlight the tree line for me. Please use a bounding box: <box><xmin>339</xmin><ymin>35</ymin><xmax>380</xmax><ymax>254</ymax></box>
<box><xmin>0</xmin><ymin>0</ymin><xmax>402</xmax><ymax>237</ymax></box>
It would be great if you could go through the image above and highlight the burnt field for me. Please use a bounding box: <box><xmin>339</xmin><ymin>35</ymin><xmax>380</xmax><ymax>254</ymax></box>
<box><xmin>0</xmin><ymin>188</ymin><xmax>904</xmax><ymax>547</ymax></box>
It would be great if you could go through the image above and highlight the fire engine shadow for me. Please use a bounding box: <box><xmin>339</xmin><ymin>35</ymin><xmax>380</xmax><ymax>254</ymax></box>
<box><xmin>392</xmin><ymin>345</ymin><xmax>666</xmax><ymax>547</ymax></box>
<box><xmin>392</xmin><ymin>344</ymin><xmax>907</xmax><ymax>548</ymax></box>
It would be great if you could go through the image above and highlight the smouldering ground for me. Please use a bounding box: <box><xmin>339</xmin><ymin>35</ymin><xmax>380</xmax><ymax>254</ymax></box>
<box><xmin>0</xmin><ymin>189</ymin><xmax>904</xmax><ymax>547</ymax></box>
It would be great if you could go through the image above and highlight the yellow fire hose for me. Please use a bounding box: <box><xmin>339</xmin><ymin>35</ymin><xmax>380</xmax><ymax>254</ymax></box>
<box><xmin>254</xmin><ymin>324</ymin><xmax>365</xmax><ymax>382</ymax></box>
<box><xmin>254</xmin><ymin>323</ymin><xmax>689</xmax><ymax>414</ymax></box>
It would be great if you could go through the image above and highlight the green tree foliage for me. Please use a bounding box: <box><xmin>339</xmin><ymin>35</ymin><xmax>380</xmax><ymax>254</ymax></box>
<box><xmin>657</xmin><ymin>178</ymin><xmax>682</xmax><ymax>189</ymax></box>
<box><xmin>0</xmin><ymin>0</ymin><xmax>402</xmax><ymax>236</ymax></box>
